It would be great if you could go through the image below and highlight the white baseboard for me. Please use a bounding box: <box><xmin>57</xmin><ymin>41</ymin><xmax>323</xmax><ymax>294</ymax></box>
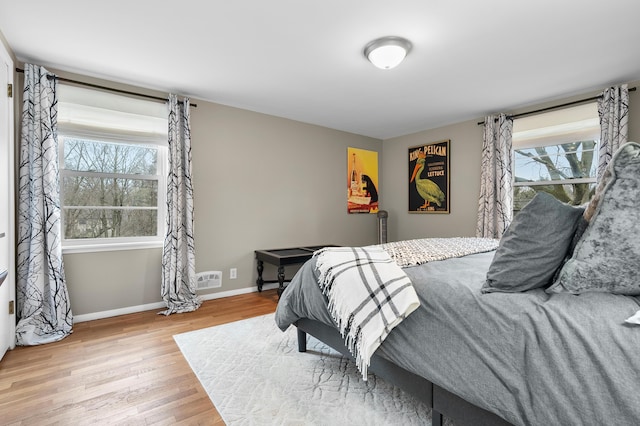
<box><xmin>74</xmin><ymin>283</ymin><xmax>279</xmax><ymax>323</ymax></box>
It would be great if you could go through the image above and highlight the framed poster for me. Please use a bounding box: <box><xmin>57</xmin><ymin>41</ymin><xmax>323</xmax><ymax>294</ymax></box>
<box><xmin>347</xmin><ymin>147</ymin><xmax>379</xmax><ymax>214</ymax></box>
<box><xmin>408</xmin><ymin>139</ymin><xmax>450</xmax><ymax>213</ymax></box>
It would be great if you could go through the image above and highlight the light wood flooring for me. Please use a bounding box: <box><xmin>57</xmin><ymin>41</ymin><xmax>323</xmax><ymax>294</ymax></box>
<box><xmin>0</xmin><ymin>290</ymin><xmax>279</xmax><ymax>425</ymax></box>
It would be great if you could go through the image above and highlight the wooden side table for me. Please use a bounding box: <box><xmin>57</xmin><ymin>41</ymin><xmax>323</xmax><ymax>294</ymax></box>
<box><xmin>255</xmin><ymin>245</ymin><xmax>336</xmax><ymax>296</ymax></box>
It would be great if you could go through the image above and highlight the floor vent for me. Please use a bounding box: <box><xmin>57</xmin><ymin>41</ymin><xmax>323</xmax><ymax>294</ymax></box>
<box><xmin>196</xmin><ymin>271</ymin><xmax>222</xmax><ymax>290</ymax></box>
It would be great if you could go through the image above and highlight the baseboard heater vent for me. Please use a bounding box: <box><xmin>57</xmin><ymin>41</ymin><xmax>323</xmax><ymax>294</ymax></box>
<box><xmin>196</xmin><ymin>271</ymin><xmax>222</xmax><ymax>290</ymax></box>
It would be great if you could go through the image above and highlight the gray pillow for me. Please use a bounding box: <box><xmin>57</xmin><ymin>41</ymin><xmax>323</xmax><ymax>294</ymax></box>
<box><xmin>482</xmin><ymin>192</ymin><xmax>584</xmax><ymax>293</ymax></box>
<box><xmin>548</xmin><ymin>142</ymin><xmax>640</xmax><ymax>295</ymax></box>
<box><xmin>550</xmin><ymin>215</ymin><xmax>589</xmax><ymax>284</ymax></box>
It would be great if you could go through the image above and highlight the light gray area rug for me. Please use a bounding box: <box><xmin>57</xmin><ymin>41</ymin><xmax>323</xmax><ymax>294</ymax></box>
<box><xmin>174</xmin><ymin>313</ymin><xmax>435</xmax><ymax>425</ymax></box>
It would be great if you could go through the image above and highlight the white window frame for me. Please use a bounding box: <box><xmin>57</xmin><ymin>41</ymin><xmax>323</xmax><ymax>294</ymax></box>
<box><xmin>57</xmin><ymin>85</ymin><xmax>168</xmax><ymax>253</ymax></box>
<box><xmin>512</xmin><ymin>102</ymin><xmax>600</xmax><ymax>209</ymax></box>
<box><xmin>512</xmin><ymin>143</ymin><xmax>598</xmax><ymax>188</ymax></box>
<box><xmin>59</xmin><ymin>137</ymin><xmax>167</xmax><ymax>253</ymax></box>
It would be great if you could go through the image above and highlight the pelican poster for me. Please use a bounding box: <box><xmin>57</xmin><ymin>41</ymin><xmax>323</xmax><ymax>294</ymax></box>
<box><xmin>347</xmin><ymin>147</ymin><xmax>379</xmax><ymax>214</ymax></box>
<box><xmin>408</xmin><ymin>140</ymin><xmax>450</xmax><ymax>213</ymax></box>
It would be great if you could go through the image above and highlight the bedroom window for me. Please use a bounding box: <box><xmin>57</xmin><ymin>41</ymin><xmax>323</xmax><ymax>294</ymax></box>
<box><xmin>512</xmin><ymin>102</ymin><xmax>600</xmax><ymax>212</ymax></box>
<box><xmin>57</xmin><ymin>84</ymin><xmax>168</xmax><ymax>252</ymax></box>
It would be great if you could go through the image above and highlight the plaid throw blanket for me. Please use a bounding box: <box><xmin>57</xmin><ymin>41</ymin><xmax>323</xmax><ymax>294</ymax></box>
<box><xmin>314</xmin><ymin>246</ymin><xmax>420</xmax><ymax>380</ymax></box>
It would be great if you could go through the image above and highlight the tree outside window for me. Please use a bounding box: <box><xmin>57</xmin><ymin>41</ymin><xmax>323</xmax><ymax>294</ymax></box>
<box><xmin>513</xmin><ymin>140</ymin><xmax>597</xmax><ymax>213</ymax></box>
<box><xmin>61</xmin><ymin>137</ymin><xmax>163</xmax><ymax>240</ymax></box>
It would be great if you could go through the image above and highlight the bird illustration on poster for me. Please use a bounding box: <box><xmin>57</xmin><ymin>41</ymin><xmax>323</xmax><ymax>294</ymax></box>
<box><xmin>408</xmin><ymin>140</ymin><xmax>450</xmax><ymax>213</ymax></box>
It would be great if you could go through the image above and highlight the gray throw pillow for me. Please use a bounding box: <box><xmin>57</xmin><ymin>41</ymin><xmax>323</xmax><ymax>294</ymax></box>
<box><xmin>548</xmin><ymin>142</ymin><xmax>640</xmax><ymax>295</ymax></box>
<box><xmin>482</xmin><ymin>192</ymin><xmax>584</xmax><ymax>293</ymax></box>
<box><xmin>550</xmin><ymin>215</ymin><xmax>589</xmax><ymax>284</ymax></box>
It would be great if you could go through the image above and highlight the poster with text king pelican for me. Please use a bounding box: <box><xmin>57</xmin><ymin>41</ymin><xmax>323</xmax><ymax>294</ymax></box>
<box><xmin>408</xmin><ymin>140</ymin><xmax>450</xmax><ymax>213</ymax></box>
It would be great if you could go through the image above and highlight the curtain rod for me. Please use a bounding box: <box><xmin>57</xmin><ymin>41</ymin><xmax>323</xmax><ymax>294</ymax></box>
<box><xmin>477</xmin><ymin>86</ymin><xmax>636</xmax><ymax>125</ymax></box>
<box><xmin>15</xmin><ymin>67</ymin><xmax>197</xmax><ymax>108</ymax></box>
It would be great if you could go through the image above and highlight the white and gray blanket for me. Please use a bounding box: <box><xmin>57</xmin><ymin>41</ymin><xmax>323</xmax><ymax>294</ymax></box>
<box><xmin>313</xmin><ymin>246</ymin><xmax>419</xmax><ymax>379</ymax></box>
<box><xmin>379</xmin><ymin>237</ymin><xmax>499</xmax><ymax>267</ymax></box>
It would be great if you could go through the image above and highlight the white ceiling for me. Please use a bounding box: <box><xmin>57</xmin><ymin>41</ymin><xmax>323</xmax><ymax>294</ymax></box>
<box><xmin>1</xmin><ymin>0</ymin><xmax>640</xmax><ymax>140</ymax></box>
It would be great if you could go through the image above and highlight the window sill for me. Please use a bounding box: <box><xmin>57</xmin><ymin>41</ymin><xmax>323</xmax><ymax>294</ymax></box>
<box><xmin>62</xmin><ymin>240</ymin><xmax>163</xmax><ymax>254</ymax></box>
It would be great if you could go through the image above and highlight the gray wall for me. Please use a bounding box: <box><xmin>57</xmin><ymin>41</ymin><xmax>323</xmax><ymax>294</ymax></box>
<box><xmin>381</xmin><ymin>120</ymin><xmax>484</xmax><ymax>241</ymax></box>
<box><xmin>41</xmin><ymin>70</ymin><xmax>381</xmax><ymax>316</ymax></box>
<box><xmin>189</xmin><ymin>101</ymin><xmax>381</xmax><ymax>295</ymax></box>
<box><xmin>382</xmin><ymin>83</ymin><xmax>640</xmax><ymax>243</ymax></box>
<box><xmin>14</xmin><ymin>64</ymin><xmax>640</xmax><ymax>317</ymax></box>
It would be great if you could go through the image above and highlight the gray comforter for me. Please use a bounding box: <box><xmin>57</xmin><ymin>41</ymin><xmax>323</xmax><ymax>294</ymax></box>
<box><xmin>275</xmin><ymin>251</ymin><xmax>640</xmax><ymax>426</ymax></box>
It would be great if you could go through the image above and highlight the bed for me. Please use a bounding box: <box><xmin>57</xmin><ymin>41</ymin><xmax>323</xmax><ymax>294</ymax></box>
<box><xmin>275</xmin><ymin>142</ymin><xmax>640</xmax><ymax>426</ymax></box>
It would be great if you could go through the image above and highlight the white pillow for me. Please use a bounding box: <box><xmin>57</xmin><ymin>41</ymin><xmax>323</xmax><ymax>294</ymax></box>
<box><xmin>625</xmin><ymin>310</ymin><xmax>640</xmax><ymax>325</ymax></box>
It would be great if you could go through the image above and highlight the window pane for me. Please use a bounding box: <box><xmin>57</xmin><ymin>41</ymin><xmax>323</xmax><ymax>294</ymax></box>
<box><xmin>514</xmin><ymin>183</ymin><xmax>596</xmax><ymax>213</ymax></box>
<box><xmin>63</xmin><ymin>137</ymin><xmax>158</xmax><ymax>175</ymax></box>
<box><xmin>63</xmin><ymin>176</ymin><xmax>158</xmax><ymax>207</ymax></box>
<box><xmin>514</xmin><ymin>141</ymin><xmax>597</xmax><ymax>183</ymax></box>
<box><xmin>63</xmin><ymin>208</ymin><xmax>158</xmax><ymax>239</ymax></box>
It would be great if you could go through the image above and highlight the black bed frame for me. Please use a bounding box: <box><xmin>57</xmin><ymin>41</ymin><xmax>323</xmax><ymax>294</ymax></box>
<box><xmin>295</xmin><ymin>318</ymin><xmax>512</xmax><ymax>426</ymax></box>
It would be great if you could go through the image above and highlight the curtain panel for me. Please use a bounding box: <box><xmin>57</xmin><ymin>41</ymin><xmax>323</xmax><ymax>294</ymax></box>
<box><xmin>476</xmin><ymin>114</ymin><xmax>514</xmax><ymax>239</ymax></box>
<box><xmin>16</xmin><ymin>64</ymin><xmax>73</xmax><ymax>345</ymax></box>
<box><xmin>160</xmin><ymin>95</ymin><xmax>200</xmax><ymax>315</ymax></box>
<box><xmin>597</xmin><ymin>84</ymin><xmax>629</xmax><ymax>179</ymax></box>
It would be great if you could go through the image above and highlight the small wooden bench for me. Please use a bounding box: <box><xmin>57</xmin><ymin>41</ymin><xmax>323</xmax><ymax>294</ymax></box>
<box><xmin>255</xmin><ymin>245</ymin><xmax>337</xmax><ymax>296</ymax></box>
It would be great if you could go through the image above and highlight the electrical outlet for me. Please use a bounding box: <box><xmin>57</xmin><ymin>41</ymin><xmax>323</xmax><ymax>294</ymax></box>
<box><xmin>230</xmin><ymin>268</ymin><xmax>237</xmax><ymax>279</ymax></box>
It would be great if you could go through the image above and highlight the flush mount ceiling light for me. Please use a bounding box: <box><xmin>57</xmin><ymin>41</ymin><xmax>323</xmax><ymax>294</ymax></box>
<box><xmin>364</xmin><ymin>36</ymin><xmax>412</xmax><ymax>70</ymax></box>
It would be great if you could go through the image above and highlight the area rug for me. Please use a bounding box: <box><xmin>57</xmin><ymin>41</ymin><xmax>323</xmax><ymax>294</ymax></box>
<box><xmin>174</xmin><ymin>313</ymin><xmax>436</xmax><ymax>425</ymax></box>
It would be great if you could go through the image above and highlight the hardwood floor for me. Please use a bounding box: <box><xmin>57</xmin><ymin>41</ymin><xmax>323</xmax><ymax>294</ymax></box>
<box><xmin>0</xmin><ymin>290</ymin><xmax>279</xmax><ymax>425</ymax></box>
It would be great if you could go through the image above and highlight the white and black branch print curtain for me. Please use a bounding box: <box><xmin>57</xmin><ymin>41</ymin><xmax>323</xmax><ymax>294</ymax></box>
<box><xmin>16</xmin><ymin>64</ymin><xmax>73</xmax><ymax>345</ymax></box>
<box><xmin>476</xmin><ymin>113</ymin><xmax>514</xmax><ymax>239</ymax></box>
<box><xmin>160</xmin><ymin>95</ymin><xmax>201</xmax><ymax>315</ymax></box>
<box><xmin>597</xmin><ymin>84</ymin><xmax>629</xmax><ymax>179</ymax></box>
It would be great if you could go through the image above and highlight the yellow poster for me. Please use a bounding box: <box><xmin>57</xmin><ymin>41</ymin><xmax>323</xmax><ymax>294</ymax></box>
<box><xmin>347</xmin><ymin>147</ymin><xmax>379</xmax><ymax>214</ymax></box>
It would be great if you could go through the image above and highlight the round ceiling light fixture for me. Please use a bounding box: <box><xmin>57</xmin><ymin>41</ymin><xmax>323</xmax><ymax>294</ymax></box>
<box><xmin>364</xmin><ymin>36</ymin><xmax>412</xmax><ymax>70</ymax></box>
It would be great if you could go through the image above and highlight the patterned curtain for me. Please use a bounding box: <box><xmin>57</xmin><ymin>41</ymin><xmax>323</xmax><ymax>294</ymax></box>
<box><xmin>160</xmin><ymin>95</ymin><xmax>200</xmax><ymax>315</ymax></box>
<box><xmin>476</xmin><ymin>113</ymin><xmax>514</xmax><ymax>239</ymax></box>
<box><xmin>597</xmin><ymin>84</ymin><xmax>629</xmax><ymax>179</ymax></box>
<box><xmin>16</xmin><ymin>64</ymin><xmax>72</xmax><ymax>345</ymax></box>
